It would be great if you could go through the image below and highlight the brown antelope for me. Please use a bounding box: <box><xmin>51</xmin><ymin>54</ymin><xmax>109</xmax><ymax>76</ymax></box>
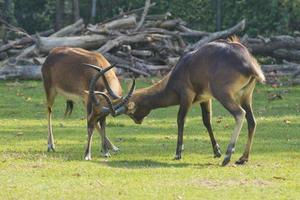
<box><xmin>95</xmin><ymin>38</ymin><xmax>265</xmax><ymax>166</ymax></box>
<box><xmin>41</xmin><ymin>47</ymin><xmax>135</xmax><ymax>160</ymax></box>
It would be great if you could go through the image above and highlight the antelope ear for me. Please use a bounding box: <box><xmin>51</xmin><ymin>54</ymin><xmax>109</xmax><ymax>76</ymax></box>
<box><xmin>127</xmin><ymin>102</ymin><xmax>136</xmax><ymax>113</ymax></box>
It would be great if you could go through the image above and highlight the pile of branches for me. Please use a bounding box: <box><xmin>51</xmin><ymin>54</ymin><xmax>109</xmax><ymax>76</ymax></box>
<box><xmin>0</xmin><ymin>0</ymin><xmax>300</xmax><ymax>85</ymax></box>
<box><xmin>243</xmin><ymin>35</ymin><xmax>300</xmax><ymax>85</ymax></box>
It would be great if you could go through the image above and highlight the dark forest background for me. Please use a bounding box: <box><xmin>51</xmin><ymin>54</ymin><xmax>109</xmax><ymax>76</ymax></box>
<box><xmin>1</xmin><ymin>0</ymin><xmax>300</xmax><ymax>38</ymax></box>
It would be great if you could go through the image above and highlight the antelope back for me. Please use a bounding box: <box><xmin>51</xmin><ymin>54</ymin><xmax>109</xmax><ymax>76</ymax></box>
<box><xmin>41</xmin><ymin>47</ymin><xmax>122</xmax><ymax>100</ymax></box>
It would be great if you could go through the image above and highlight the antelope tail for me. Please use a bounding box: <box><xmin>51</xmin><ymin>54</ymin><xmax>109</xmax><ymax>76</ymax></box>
<box><xmin>250</xmin><ymin>57</ymin><xmax>266</xmax><ymax>83</ymax></box>
<box><xmin>64</xmin><ymin>100</ymin><xmax>74</xmax><ymax>117</ymax></box>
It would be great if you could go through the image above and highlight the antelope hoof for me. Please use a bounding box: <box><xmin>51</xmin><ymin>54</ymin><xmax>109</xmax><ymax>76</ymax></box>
<box><xmin>47</xmin><ymin>145</ymin><xmax>55</xmax><ymax>152</ymax></box>
<box><xmin>174</xmin><ymin>154</ymin><xmax>182</xmax><ymax>160</ymax></box>
<box><xmin>213</xmin><ymin>144</ymin><xmax>222</xmax><ymax>158</ymax></box>
<box><xmin>235</xmin><ymin>158</ymin><xmax>248</xmax><ymax>165</ymax></box>
<box><xmin>102</xmin><ymin>152</ymin><xmax>111</xmax><ymax>158</ymax></box>
<box><xmin>181</xmin><ymin>144</ymin><xmax>185</xmax><ymax>151</ymax></box>
<box><xmin>84</xmin><ymin>155</ymin><xmax>92</xmax><ymax>161</ymax></box>
<box><xmin>111</xmin><ymin>146</ymin><xmax>120</xmax><ymax>152</ymax></box>
<box><xmin>222</xmin><ymin>155</ymin><xmax>231</xmax><ymax>166</ymax></box>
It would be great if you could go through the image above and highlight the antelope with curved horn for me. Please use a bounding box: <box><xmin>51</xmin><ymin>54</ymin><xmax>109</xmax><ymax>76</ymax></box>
<box><xmin>41</xmin><ymin>47</ymin><xmax>135</xmax><ymax>160</ymax></box>
<box><xmin>98</xmin><ymin>38</ymin><xmax>265</xmax><ymax>166</ymax></box>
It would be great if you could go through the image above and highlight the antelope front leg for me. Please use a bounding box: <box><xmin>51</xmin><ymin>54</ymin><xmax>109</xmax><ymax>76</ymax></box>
<box><xmin>84</xmin><ymin>123</ymin><xmax>95</xmax><ymax>160</ymax></box>
<box><xmin>97</xmin><ymin>118</ymin><xmax>116</xmax><ymax>158</ymax></box>
<box><xmin>97</xmin><ymin>121</ymin><xmax>119</xmax><ymax>152</ymax></box>
<box><xmin>174</xmin><ymin>98</ymin><xmax>191</xmax><ymax>160</ymax></box>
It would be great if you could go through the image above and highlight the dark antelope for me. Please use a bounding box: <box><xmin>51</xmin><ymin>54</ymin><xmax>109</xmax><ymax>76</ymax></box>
<box><xmin>41</xmin><ymin>47</ymin><xmax>135</xmax><ymax>160</ymax></box>
<box><xmin>97</xmin><ymin>38</ymin><xmax>265</xmax><ymax>166</ymax></box>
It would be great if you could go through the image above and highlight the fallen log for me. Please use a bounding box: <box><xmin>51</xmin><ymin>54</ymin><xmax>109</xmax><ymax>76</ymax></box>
<box><xmin>0</xmin><ymin>59</ymin><xmax>41</xmax><ymax>80</ymax></box>
<box><xmin>16</xmin><ymin>45</ymin><xmax>37</xmax><ymax>59</ymax></box>
<box><xmin>0</xmin><ymin>29</ymin><xmax>54</xmax><ymax>53</ymax></box>
<box><xmin>272</xmin><ymin>49</ymin><xmax>300</xmax><ymax>61</ymax></box>
<box><xmin>245</xmin><ymin>35</ymin><xmax>300</xmax><ymax>55</ymax></box>
<box><xmin>145</xmin><ymin>19</ymin><xmax>185</xmax><ymax>30</ymax></box>
<box><xmin>145</xmin><ymin>12</ymin><xmax>172</xmax><ymax>21</ymax></box>
<box><xmin>37</xmin><ymin>34</ymin><xmax>107</xmax><ymax>53</ymax></box>
<box><xmin>261</xmin><ymin>63</ymin><xmax>300</xmax><ymax>74</ymax></box>
<box><xmin>261</xmin><ymin>63</ymin><xmax>300</xmax><ymax>85</ymax></box>
<box><xmin>190</xmin><ymin>19</ymin><xmax>246</xmax><ymax>50</ymax></box>
<box><xmin>87</xmin><ymin>15</ymin><xmax>137</xmax><ymax>34</ymax></box>
<box><xmin>131</xmin><ymin>49</ymin><xmax>153</xmax><ymax>57</ymax></box>
<box><xmin>51</xmin><ymin>18</ymin><xmax>84</xmax><ymax>37</ymax></box>
<box><xmin>104</xmin><ymin>53</ymin><xmax>151</xmax><ymax>76</ymax></box>
<box><xmin>177</xmin><ymin>25</ymin><xmax>209</xmax><ymax>38</ymax></box>
<box><xmin>0</xmin><ymin>52</ymin><xmax>8</xmax><ymax>60</ymax></box>
<box><xmin>97</xmin><ymin>33</ymin><xmax>154</xmax><ymax>53</ymax></box>
<box><xmin>14</xmin><ymin>19</ymin><xmax>85</xmax><ymax>59</ymax></box>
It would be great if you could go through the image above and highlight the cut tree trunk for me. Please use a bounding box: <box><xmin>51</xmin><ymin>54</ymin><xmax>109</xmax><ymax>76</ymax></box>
<box><xmin>190</xmin><ymin>19</ymin><xmax>246</xmax><ymax>50</ymax></box>
<box><xmin>51</xmin><ymin>18</ymin><xmax>84</xmax><ymax>37</ymax></box>
<box><xmin>88</xmin><ymin>15</ymin><xmax>137</xmax><ymax>33</ymax></box>
<box><xmin>14</xmin><ymin>19</ymin><xmax>85</xmax><ymax>59</ymax></box>
<box><xmin>97</xmin><ymin>33</ymin><xmax>154</xmax><ymax>53</ymax></box>
<box><xmin>245</xmin><ymin>35</ymin><xmax>300</xmax><ymax>55</ymax></box>
<box><xmin>104</xmin><ymin>53</ymin><xmax>151</xmax><ymax>76</ymax></box>
<box><xmin>0</xmin><ymin>60</ymin><xmax>42</xmax><ymax>80</ymax></box>
<box><xmin>37</xmin><ymin>35</ymin><xmax>107</xmax><ymax>53</ymax></box>
<box><xmin>272</xmin><ymin>49</ymin><xmax>300</xmax><ymax>61</ymax></box>
<box><xmin>0</xmin><ymin>29</ymin><xmax>54</xmax><ymax>53</ymax></box>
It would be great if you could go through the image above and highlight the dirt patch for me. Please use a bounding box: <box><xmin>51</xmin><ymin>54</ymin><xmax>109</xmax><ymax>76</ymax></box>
<box><xmin>30</xmin><ymin>163</ymin><xmax>46</xmax><ymax>168</ymax></box>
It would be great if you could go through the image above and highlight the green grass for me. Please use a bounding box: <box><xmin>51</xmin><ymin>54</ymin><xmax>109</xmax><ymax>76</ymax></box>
<box><xmin>0</xmin><ymin>80</ymin><xmax>299</xmax><ymax>200</ymax></box>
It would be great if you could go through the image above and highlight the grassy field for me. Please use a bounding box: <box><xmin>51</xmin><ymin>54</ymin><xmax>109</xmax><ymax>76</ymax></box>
<box><xmin>0</xmin><ymin>79</ymin><xmax>299</xmax><ymax>200</ymax></box>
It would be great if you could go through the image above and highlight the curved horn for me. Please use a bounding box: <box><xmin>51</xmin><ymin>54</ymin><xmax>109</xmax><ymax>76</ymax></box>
<box><xmin>102</xmin><ymin>74</ymin><xmax>121</xmax><ymax>99</ymax></box>
<box><xmin>93</xmin><ymin>91</ymin><xmax>116</xmax><ymax>115</ymax></box>
<box><xmin>84</xmin><ymin>63</ymin><xmax>121</xmax><ymax>99</ymax></box>
<box><xmin>84</xmin><ymin>63</ymin><xmax>115</xmax><ymax>105</ymax></box>
<box><xmin>83</xmin><ymin>63</ymin><xmax>114</xmax><ymax>73</ymax></box>
<box><xmin>94</xmin><ymin>79</ymin><xmax>136</xmax><ymax>117</ymax></box>
<box><xmin>114</xmin><ymin>79</ymin><xmax>136</xmax><ymax>110</ymax></box>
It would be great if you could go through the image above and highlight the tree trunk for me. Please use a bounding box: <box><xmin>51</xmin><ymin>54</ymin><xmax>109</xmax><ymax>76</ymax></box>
<box><xmin>3</xmin><ymin>0</ymin><xmax>13</xmax><ymax>43</ymax></box>
<box><xmin>91</xmin><ymin>0</ymin><xmax>97</xmax><ymax>23</ymax></box>
<box><xmin>72</xmin><ymin>0</ymin><xmax>80</xmax><ymax>22</ymax></box>
<box><xmin>55</xmin><ymin>0</ymin><xmax>65</xmax><ymax>30</ymax></box>
<box><xmin>215</xmin><ymin>0</ymin><xmax>222</xmax><ymax>31</ymax></box>
<box><xmin>37</xmin><ymin>35</ymin><xmax>107</xmax><ymax>53</ymax></box>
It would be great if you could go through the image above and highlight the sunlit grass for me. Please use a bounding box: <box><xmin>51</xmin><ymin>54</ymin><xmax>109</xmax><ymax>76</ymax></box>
<box><xmin>0</xmin><ymin>80</ymin><xmax>299</xmax><ymax>199</ymax></box>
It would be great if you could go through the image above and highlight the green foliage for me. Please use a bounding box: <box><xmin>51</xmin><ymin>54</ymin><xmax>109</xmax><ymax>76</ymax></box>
<box><xmin>0</xmin><ymin>80</ymin><xmax>299</xmax><ymax>199</ymax></box>
<box><xmin>221</xmin><ymin>0</ymin><xmax>292</xmax><ymax>36</ymax></box>
<box><xmin>14</xmin><ymin>0</ymin><xmax>56</xmax><ymax>33</ymax></box>
<box><xmin>2</xmin><ymin>0</ymin><xmax>300</xmax><ymax>36</ymax></box>
<box><xmin>152</xmin><ymin>0</ymin><xmax>215</xmax><ymax>31</ymax></box>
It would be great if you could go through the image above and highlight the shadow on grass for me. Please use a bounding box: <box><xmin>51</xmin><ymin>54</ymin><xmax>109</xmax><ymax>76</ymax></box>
<box><xmin>105</xmin><ymin>159</ymin><xmax>219</xmax><ymax>169</ymax></box>
<box><xmin>1</xmin><ymin>147</ymin><xmax>220</xmax><ymax>169</ymax></box>
<box><xmin>107</xmin><ymin>159</ymin><xmax>191</xmax><ymax>168</ymax></box>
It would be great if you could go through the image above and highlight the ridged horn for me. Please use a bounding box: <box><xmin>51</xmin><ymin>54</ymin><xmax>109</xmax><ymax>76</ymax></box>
<box><xmin>93</xmin><ymin>79</ymin><xmax>136</xmax><ymax>117</ymax></box>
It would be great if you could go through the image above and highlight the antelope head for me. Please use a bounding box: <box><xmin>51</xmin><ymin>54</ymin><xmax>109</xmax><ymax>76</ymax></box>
<box><xmin>84</xmin><ymin>63</ymin><xmax>136</xmax><ymax>118</ymax></box>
